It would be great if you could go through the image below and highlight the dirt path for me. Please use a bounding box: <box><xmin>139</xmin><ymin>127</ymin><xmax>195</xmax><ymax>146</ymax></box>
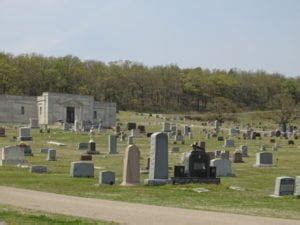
<box><xmin>0</xmin><ymin>186</ymin><xmax>299</xmax><ymax>225</ymax></box>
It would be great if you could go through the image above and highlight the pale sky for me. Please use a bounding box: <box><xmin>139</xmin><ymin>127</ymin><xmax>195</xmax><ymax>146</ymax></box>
<box><xmin>0</xmin><ymin>0</ymin><xmax>299</xmax><ymax>76</ymax></box>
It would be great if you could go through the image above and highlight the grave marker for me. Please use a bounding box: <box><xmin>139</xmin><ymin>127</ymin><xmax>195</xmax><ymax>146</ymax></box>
<box><xmin>121</xmin><ymin>145</ymin><xmax>140</xmax><ymax>186</ymax></box>
<box><xmin>99</xmin><ymin>171</ymin><xmax>115</xmax><ymax>185</ymax></box>
<box><xmin>274</xmin><ymin>177</ymin><xmax>295</xmax><ymax>196</ymax></box>
<box><xmin>108</xmin><ymin>135</ymin><xmax>117</xmax><ymax>154</ymax></box>
<box><xmin>146</xmin><ymin>132</ymin><xmax>169</xmax><ymax>185</ymax></box>
<box><xmin>70</xmin><ymin>161</ymin><xmax>94</xmax><ymax>177</ymax></box>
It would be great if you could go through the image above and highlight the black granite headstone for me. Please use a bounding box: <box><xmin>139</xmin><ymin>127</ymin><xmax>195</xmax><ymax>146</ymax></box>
<box><xmin>127</xmin><ymin>122</ymin><xmax>137</xmax><ymax>130</ymax></box>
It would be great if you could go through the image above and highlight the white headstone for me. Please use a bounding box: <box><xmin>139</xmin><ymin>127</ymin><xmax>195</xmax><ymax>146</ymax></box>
<box><xmin>210</xmin><ymin>158</ymin><xmax>232</xmax><ymax>177</ymax></box>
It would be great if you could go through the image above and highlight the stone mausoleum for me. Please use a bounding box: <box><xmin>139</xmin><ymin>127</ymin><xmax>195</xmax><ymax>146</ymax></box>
<box><xmin>0</xmin><ymin>92</ymin><xmax>116</xmax><ymax>127</ymax></box>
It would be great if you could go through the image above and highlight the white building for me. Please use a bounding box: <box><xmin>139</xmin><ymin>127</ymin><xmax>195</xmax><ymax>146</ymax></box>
<box><xmin>0</xmin><ymin>92</ymin><xmax>116</xmax><ymax>127</ymax></box>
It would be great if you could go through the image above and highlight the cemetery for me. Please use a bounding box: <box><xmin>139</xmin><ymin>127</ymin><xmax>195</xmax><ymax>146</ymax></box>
<box><xmin>0</xmin><ymin>110</ymin><xmax>299</xmax><ymax>222</ymax></box>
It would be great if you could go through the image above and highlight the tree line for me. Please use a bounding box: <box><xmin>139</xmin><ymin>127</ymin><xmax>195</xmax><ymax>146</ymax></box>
<box><xmin>0</xmin><ymin>52</ymin><xmax>299</xmax><ymax>113</ymax></box>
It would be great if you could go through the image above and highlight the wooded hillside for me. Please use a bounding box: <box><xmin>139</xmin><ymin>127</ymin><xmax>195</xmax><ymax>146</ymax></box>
<box><xmin>0</xmin><ymin>53</ymin><xmax>299</xmax><ymax>112</ymax></box>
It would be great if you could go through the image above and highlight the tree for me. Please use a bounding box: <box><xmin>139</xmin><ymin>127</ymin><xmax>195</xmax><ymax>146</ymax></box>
<box><xmin>206</xmin><ymin>97</ymin><xmax>238</xmax><ymax>122</ymax></box>
<box><xmin>267</xmin><ymin>94</ymin><xmax>297</xmax><ymax>131</ymax></box>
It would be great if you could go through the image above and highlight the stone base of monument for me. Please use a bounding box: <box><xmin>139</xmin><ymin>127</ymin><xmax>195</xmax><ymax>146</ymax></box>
<box><xmin>144</xmin><ymin>179</ymin><xmax>170</xmax><ymax>185</ymax></box>
<box><xmin>18</xmin><ymin>136</ymin><xmax>32</xmax><ymax>141</ymax></box>
<box><xmin>253</xmin><ymin>164</ymin><xmax>273</xmax><ymax>167</ymax></box>
<box><xmin>86</xmin><ymin>151</ymin><xmax>100</xmax><ymax>155</ymax></box>
<box><xmin>171</xmin><ymin>177</ymin><xmax>220</xmax><ymax>185</ymax></box>
<box><xmin>0</xmin><ymin>159</ymin><xmax>27</xmax><ymax>166</ymax></box>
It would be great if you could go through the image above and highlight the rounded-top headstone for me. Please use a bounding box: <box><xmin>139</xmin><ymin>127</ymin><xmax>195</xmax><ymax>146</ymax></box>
<box><xmin>121</xmin><ymin>145</ymin><xmax>140</xmax><ymax>186</ymax></box>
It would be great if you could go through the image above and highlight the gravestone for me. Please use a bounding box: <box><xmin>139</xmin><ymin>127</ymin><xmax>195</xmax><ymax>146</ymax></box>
<box><xmin>183</xmin><ymin>125</ymin><xmax>190</xmax><ymax>136</ymax></box>
<box><xmin>127</xmin><ymin>136</ymin><xmax>133</xmax><ymax>145</ymax></box>
<box><xmin>229</xmin><ymin>128</ymin><xmax>239</xmax><ymax>136</ymax></box>
<box><xmin>29</xmin><ymin>118</ymin><xmax>39</xmax><ymax>129</ymax></box>
<box><xmin>183</xmin><ymin>147</ymin><xmax>210</xmax><ymax>177</ymax></box>
<box><xmin>77</xmin><ymin>143</ymin><xmax>89</xmax><ymax>150</ymax></box>
<box><xmin>295</xmin><ymin>176</ymin><xmax>300</xmax><ymax>196</ymax></box>
<box><xmin>108</xmin><ymin>135</ymin><xmax>117</xmax><ymax>154</ymax></box>
<box><xmin>172</xmin><ymin>144</ymin><xmax>220</xmax><ymax>184</ymax></box>
<box><xmin>17</xmin><ymin>143</ymin><xmax>33</xmax><ymax>156</ymax></box>
<box><xmin>220</xmin><ymin>151</ymin><xmax>230</xmax><ymax>160</ymax></box>
<box><xmin>162</xmin><ymin>122</ymin><xmax>171</xmax><ymax>132</ymax></box>
<box><xmin>171</xmin><ymin>124</ymin><xmax>176</xmax><ymax>134</ymax></box>
<box><xmin>86</xmin><ymin>140</ymin><xmax>99</xmax><ymax>155</ymax></box>
<box><xmin>210</xmin><ymin>158</ymin><xmax>232</xmax><ymax>177</ymax></box>
<box><xmin>47</xmin><ymin>149</ymin><xmax>56</xmax><ymax>161</ymax></box>
<box><xmin>127</xmin><ymin>122</ymin><xmax>136</xmax><ymax>130</ymax></box>
<box><xmin>232</xmin><ymin>150</ymin><xmax>243</xmax><ymax>163</ymax></box>
<box><xmin>146</xmin><ymin>132</ymin><xmax>169</xmax><ymax>185</ymax></box>
<box><xmin>40</xmin><ymin>148</ymin><xmax>49</xmax><ymax>154</ymax></box>
<box><xmin>254</xmin><ymin>152</ymin><xmax>273</xmax><ymax>167</ymax></box>
<box><xmin>274</xmin><ymin>177</ymin><xmax>295</xmax><ymax>196</ymax></box>
<box><xmin>70</xmin><ymin>161</ymin><xmax>94</xmax><ymax>177</ymax></box>
<box><xmin>18</xmin><ymin>127</ymin><xmax>32</xmax><ymax>141</ymax></box>
<box><xmin>80</xmin><ymin>154</ymin><xmax>92</xmax><ymax>161</ymax></box>
<box><xmin>30</xmin><ymin>165</ymin><xmax>47</xmax><ymax>173</ymax></box>
<box><xmin>99</xmin><ymin>171</ymin><xmax>115</xmax><ymax>185</ymax></box>
<box><xmin>0</xmin><ymin>146</ymin><xmax>25</xmax><ymax>165</ymax></box>
<box><xmin>121</xmin><ymin>145</ymin><xmax>140</xmax><ymax>186</ymax></box>
<box><xmin>240</xmin><ymin>145</ymin><xmax>248</xmax><ymax>157</ymax></box>
<box><xmin>223</xmin><ymin>139</ymin><xmax>234</xmax><ymax>147</ymax></box>
<box><xmin>0</xmin><ymin>127</ymin><xmax>5</xmax><ymax>137</ymax></box>
<box><xmin>174</xmin><ymin>134</ymin><xmax>184</xmax><ymax>144</ymax></box>
<box><xmin>130</xmin><ymin>129</ymin><xmax>140</xmax><ymax>137</ymax></box>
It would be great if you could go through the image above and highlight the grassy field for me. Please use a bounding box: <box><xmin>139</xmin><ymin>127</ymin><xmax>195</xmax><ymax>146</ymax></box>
<box><xmin>0</xmin><ymin>111</ymin><xmax>299</xmax><ymax>222</ymax></box>
<box><xmin>0</xmin><ymin>204</ymin><xmax>117</xmax><ymax>225</ymax></box>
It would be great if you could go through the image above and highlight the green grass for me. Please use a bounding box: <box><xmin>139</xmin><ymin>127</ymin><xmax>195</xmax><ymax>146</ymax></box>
<box><xmin>0</xmin><ymin>204</ymin><xmax>117</xmax><ymax>225</ymax></box>
<box><xmin>0</xmin><ymin>111</ymin><xmax>299</xmax><ymax>221</ymax></box>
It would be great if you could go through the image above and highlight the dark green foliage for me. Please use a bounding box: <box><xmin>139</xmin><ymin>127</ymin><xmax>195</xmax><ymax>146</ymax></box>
<box><xmin>0</xmin><ymin>53</ymin><xmax>299</xmax><ymax>112</ymax></box>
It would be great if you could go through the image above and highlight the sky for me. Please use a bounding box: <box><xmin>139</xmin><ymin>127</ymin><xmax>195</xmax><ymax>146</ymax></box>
<box><xmin>0</xmin><ymin>0</ymin><xmax>299</xmax><ymax>76</ymax></box>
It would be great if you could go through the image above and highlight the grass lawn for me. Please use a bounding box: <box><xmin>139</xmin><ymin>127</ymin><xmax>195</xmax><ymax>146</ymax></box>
<box><xmin>0</xmin><ymin>111</ymin><xmax>299</xmax><ymax>221</ymax></box>
<box><xmin>0</xmin><ymin>204</ymin><xmax>117</xmax><ymax>225</ymax></box>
